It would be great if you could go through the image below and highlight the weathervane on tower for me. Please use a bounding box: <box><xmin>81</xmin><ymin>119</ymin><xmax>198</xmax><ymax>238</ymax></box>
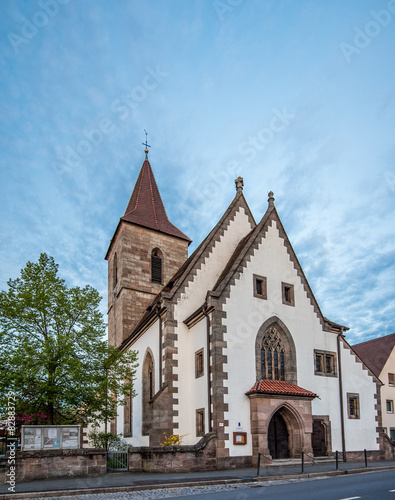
<box><xmin>142</xmin><ymin>130</ymin><xmax>151</xmax><ymax>159</ymax></box>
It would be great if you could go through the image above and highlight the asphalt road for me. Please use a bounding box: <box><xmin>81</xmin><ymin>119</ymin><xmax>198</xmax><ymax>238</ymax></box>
<box><xmin>169</xmin><ymin>470</ymin><xmax>395</xmax><ymax>500</ymax></box>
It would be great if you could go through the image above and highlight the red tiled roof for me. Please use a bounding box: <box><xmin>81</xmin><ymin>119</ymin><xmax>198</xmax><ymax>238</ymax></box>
<box><xmin>353</xmin><ymin>333</ymin><xmax>395</xmax><ymax>379</ymax></box>
<box><xmin>121</xmin><ymin>159</ymin><xmax>191</xmax><ymax>242</ymax></box>
<box><xmin>246</xmin><ymin>380</ymin><xmax>317</xmax><ymax>398</ymax></box>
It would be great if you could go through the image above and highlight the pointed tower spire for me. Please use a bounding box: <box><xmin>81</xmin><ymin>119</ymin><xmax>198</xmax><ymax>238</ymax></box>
<box><xmin>121</xmin><ymin>159</ymin><xmax>191</xmax><ymax>242</ymax></box>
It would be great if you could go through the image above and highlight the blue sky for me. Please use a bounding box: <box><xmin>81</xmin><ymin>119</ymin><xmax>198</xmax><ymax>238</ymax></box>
<box><xmin>1</xmin><ymin>0</ymin><xmax>394</xmax><ymax>344</ymax></box>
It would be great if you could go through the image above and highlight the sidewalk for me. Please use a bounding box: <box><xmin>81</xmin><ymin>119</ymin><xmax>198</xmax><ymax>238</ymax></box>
<box><xmin>2</xmin><ymin>460</ymin><xmax>395</xmax><ymax>499</ymax></box>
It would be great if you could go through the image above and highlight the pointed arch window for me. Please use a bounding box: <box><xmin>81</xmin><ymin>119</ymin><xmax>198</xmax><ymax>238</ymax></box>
<box><xmin>261</xmin><ymin>326</ymin><xmax>285</xmax><ymax>381</ymax></box>
<box><xmin>142</xmin><ymin>350</ymin><xmax>154</xmax><ymax>436</ymax></box>
<box><xmin>151</xmin><ymin>248</ymin><xmax>162</xmax><ymax>284</ymax></box>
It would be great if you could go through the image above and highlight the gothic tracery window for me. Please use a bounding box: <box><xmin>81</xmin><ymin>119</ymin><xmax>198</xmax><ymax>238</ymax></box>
<box><xmin>261</xmin><ymin>326</ymin><xmax>285</xmax><ymax>381</ymax></box>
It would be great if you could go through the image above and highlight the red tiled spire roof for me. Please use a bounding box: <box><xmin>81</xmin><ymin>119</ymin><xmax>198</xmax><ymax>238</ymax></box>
<box><xmin>246</xmin><ymin>380</ymin><xmax>317</xmax><ymax>398</ymax></box>
<box><xmin>121</xmin><ymin>159</ymin><xmax>191</xmax><ymax>243</ymax></box>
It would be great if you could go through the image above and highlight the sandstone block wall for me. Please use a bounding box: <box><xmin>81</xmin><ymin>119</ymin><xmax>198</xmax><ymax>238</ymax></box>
<box><xmin>6</xmin><ymin>448</ymin><xmax>106</xmax><ymax>483</ymax></box>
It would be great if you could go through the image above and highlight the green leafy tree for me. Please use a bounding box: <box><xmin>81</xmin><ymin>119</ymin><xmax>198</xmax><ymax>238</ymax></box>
<box><xmin>0</xmin><ymin>253</ymin><xmax>137</xmax><ymax>427</ymax></box>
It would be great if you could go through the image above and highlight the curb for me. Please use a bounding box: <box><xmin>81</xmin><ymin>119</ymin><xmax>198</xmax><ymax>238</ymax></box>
<box><xmin>2</xmin><ymin>466</ymin><xmax>395</xmax><ymax>499</ymax></box>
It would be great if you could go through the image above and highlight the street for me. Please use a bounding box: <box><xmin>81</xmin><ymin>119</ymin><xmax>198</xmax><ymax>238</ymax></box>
<box><xmin>166</xmin><ymin>470</ymin><xmax>395</xmax><ymax>500</ymax></box>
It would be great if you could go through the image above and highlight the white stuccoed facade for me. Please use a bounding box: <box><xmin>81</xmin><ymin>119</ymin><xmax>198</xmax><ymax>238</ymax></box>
<box><xmin>112</xmin><ymin>172</ymin><xmax>381</xmax><ymax>466</ymax></box>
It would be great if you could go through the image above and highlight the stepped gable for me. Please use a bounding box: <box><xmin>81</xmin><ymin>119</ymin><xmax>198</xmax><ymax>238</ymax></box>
<box><xmin>210</xmin><ymin>191</ymin><xmax>347</xmax><ymax>333</ymax></box>
<box><xmin>353</xmin><ymin>333</ymin><xmax>395</xmax><ymax>379</ymax></box>
<box><xmin>159</xmin><ymin>188</ymin><xmax>256</xmax><ymax>300</ymax></box>
<box><xmin>121</xmin><ymin>159</ymin><xmax>191</xmax><ymax>242</ymax></box>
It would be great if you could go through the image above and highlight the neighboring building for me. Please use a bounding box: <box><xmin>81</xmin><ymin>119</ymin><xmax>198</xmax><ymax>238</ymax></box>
<box><xmin>105</xmin><ymin>154</ymin><xmax>381</xmax><ymax>467</ymax></box>
<box><xmin>353</xmin><ymin>333</ymin><xmax>395</xmax><ymax>441</ymax></box>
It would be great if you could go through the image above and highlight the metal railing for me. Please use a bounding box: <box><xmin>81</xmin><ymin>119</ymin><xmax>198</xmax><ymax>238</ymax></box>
<box><xmin>257</xmin><ymin>449</ymin><xmax>370</xmax><ymax>476</ymax></box>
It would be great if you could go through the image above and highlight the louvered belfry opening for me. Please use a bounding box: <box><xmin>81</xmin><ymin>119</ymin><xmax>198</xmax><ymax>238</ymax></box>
<box><xmin>151</xmin><ymin>249</ymin><xmax>162</xmax><ymax>283</ymax></box>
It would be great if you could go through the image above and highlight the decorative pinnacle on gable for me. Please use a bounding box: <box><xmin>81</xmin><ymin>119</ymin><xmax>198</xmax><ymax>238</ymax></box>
<box><xmin>235</xmin><ymin>176</ymin><xmax>244</xmax><ymax>193</ymax></box>
<box><xmin>268</xmin><ymin>191</ymin><xmax>275</xmax><ymax>206</ymax></box>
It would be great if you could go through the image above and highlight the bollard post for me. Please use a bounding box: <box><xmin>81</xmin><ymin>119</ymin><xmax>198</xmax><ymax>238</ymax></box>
<box><xmin>257</xmin><ymin>452</ymin><xmax>261</xmax><ymax>477</ymax></box>
<box><xmin>301</xmin><ymin>451</ymin><xmax>304</xmax><ymax>474</ymax></box>
<box><xmin>336</xmin><ymin>450</ymin><xmax>339</xmax><ymax>470</ymax></box>
<box><xmin>364</xmin><ymin>449</ymin><xmax>368</xmax><ymax>468</ymax></box>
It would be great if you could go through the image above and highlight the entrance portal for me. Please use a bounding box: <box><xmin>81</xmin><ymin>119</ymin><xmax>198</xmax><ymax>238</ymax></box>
<box><xmin>268</xmin><ymin>412</ymin><xmax>289</xmax><ymax>459</ymax></box>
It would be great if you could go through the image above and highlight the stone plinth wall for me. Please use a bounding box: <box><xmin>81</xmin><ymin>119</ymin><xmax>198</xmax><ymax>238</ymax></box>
<box><xmin>5</xmin><ymin>448</ymin><xmax>106</xmax><ymax>483</ymax></box>
<box><xmin>129</xmin><ymin>432</ymin><xmax>217</xmax><ymax>472</ymax></box>
<box><xmin>378</xmin><ymin>432</ymin><xmax>395</xmax><ymax>460</ymax></box>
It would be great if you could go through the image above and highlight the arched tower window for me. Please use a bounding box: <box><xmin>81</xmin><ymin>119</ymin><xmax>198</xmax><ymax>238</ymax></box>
<box><xmin>142</xmin><ymin>350</ymin><xmax>154</xmax><ymax>436</ymax></box>
<box><xmin>261</xmin><ymin>326</ymin><xmax>285</xmax><ymax>381</ymax></box>
<box><xmin>151</xmin><ymin>248</ymin><xmax>162</xmax><ymax>284</ymax></box>
<box><xmin>113</xmin><ymin>252</ymin><xmax>118</xmax><ymax>288</ymax></box>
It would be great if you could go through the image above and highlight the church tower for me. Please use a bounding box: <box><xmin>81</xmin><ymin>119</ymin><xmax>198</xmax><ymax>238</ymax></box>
<box><xmin>105</xmin><ymin>153</ymin><xmax>191</xmax><ymax>347</ymax></box>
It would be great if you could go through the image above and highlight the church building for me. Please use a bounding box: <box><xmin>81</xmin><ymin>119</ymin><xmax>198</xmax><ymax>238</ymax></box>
<box><xmin>105</xmin><ymin>152</ymin><xmax>381</xmax><ymax>467</ymax></box>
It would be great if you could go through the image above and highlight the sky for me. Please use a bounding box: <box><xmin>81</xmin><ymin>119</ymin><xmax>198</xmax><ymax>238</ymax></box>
<box><xmin>1</xmin><ymin>0</ymin><xmax>394</xmax><ymax>345</ymax></box>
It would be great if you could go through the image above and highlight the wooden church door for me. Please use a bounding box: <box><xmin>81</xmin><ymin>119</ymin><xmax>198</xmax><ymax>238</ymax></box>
<box><xmin>312</xmin><ymin>420</ymin><xmax>327</xmax><ymax>456</ymax></box>
<box><xmin>268</xmin><ymin>412</ymin><xmax>289</xmax><ymax>459</ymax></box>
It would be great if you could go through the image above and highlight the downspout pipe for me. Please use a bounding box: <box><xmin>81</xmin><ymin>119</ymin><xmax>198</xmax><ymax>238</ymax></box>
<box><xmin>337</xmin><ymin>328</ymin><xmax>346</xmax><ymax>462</ymax></box>
<box><xmin>203</xmin><ymin>304</ymin><xmax>213</xmax><ymax>432</ymax></box>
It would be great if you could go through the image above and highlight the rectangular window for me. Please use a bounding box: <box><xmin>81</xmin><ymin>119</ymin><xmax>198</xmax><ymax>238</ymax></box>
<box><xmin>196</xmin><ymin>409</ymin><xmax>205</xmax><ymax>437</ymax></box>
<box><xmin>389</xmin><ymin>373</ymin><xmax>395</xmax><ymax>386</ymax></box>
<box><xmin>253</xmin><ymin>274</ymin><xmax>267</xmax><ymax>299</ymax></box>
<box><xmin>387</xmin><ymin>400</ymin><xmax>394</xmax><ymax>413</ymax></box>
<box><xmin>195</xmin><ymin>349</ymin><xmax>204</xmax><ymax>378</ymax></box>
<box><xmin>390</xmin><ymin>429</ymin><xmax>395</xmax><ymax>441</ymax></box>
<box><xmin>282</xmin><ymin>282</ymin><xmax>295</xmax><ymax>306</ymax></box>
<box><xmin>314</xmin><ymin>350</ymin><xmax>337</xmax><ymax>377</ymax></box>
<box><xmin>347</xmin><ymin>393</ymin><xmax>360</xmax><ymax>419</ymax></box>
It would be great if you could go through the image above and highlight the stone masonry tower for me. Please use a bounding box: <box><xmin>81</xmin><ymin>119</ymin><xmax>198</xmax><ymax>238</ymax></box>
<box><xmin>105</xmin><ymin>155</ymin><xmax>191</xmax><ymax>347</ymax></box>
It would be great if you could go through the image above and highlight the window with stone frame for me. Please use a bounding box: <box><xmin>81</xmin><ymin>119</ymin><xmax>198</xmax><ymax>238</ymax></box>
<box><xmin>253</xmin><ymin>274</ymin><xmax>267</xmax><ymax>300</ymax></box>
<box><xmin>389</xmin><ymin>373</ymin><xmax>395</xmax><ymax>386</ymax></box>
<box><xmin>390</xmin><ymin>428</ymin><xmax>395</xmax><ymax>441</ymax></box>
<box><xmin>195</xmin><ymin>348</ymin><xmax>204</xmax><ymax>378</ymax></box>
<box><xmin>151</xmin><ymin>248</ymin><xmax>162</xmax><ymax>283</ymax></box>
<box><xmin>261</xmin><ymin>326</ymin><xmax>285</xmax><ymax>381</ymax></box>
<box><xmin>314</xmin><ymin>350</ymin><xmax>337</xmax><ymax>377</ymax></box>
<box><xmin>196</xmin><ymin>408</ymin><xmax>205</xmax><ymax>437</ymax></box>
<box><xmin>387</xmin><ymin>400</ymin><xmax>394</xmax><ymax>414</ymax></box>
<box><xmin>347</xmin><ymin>393</ymin><xmax>360</xmax><ymax>419</ymax></box>
<box><xmin>282</xmin><ymin>282</ymin><xmax>295</xmax><ymax>306</ymax></box>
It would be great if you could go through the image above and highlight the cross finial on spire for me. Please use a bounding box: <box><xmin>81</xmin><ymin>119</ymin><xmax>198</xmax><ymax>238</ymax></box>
<box><xmin>235</xmin><ymin>176</ymin><xmax>244</xmax><ymax>193</ymax></box>
<box><xmin>142</xmin><ymin>129</ymin><xmax>151</xmax><ymax>159</ymax></box>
